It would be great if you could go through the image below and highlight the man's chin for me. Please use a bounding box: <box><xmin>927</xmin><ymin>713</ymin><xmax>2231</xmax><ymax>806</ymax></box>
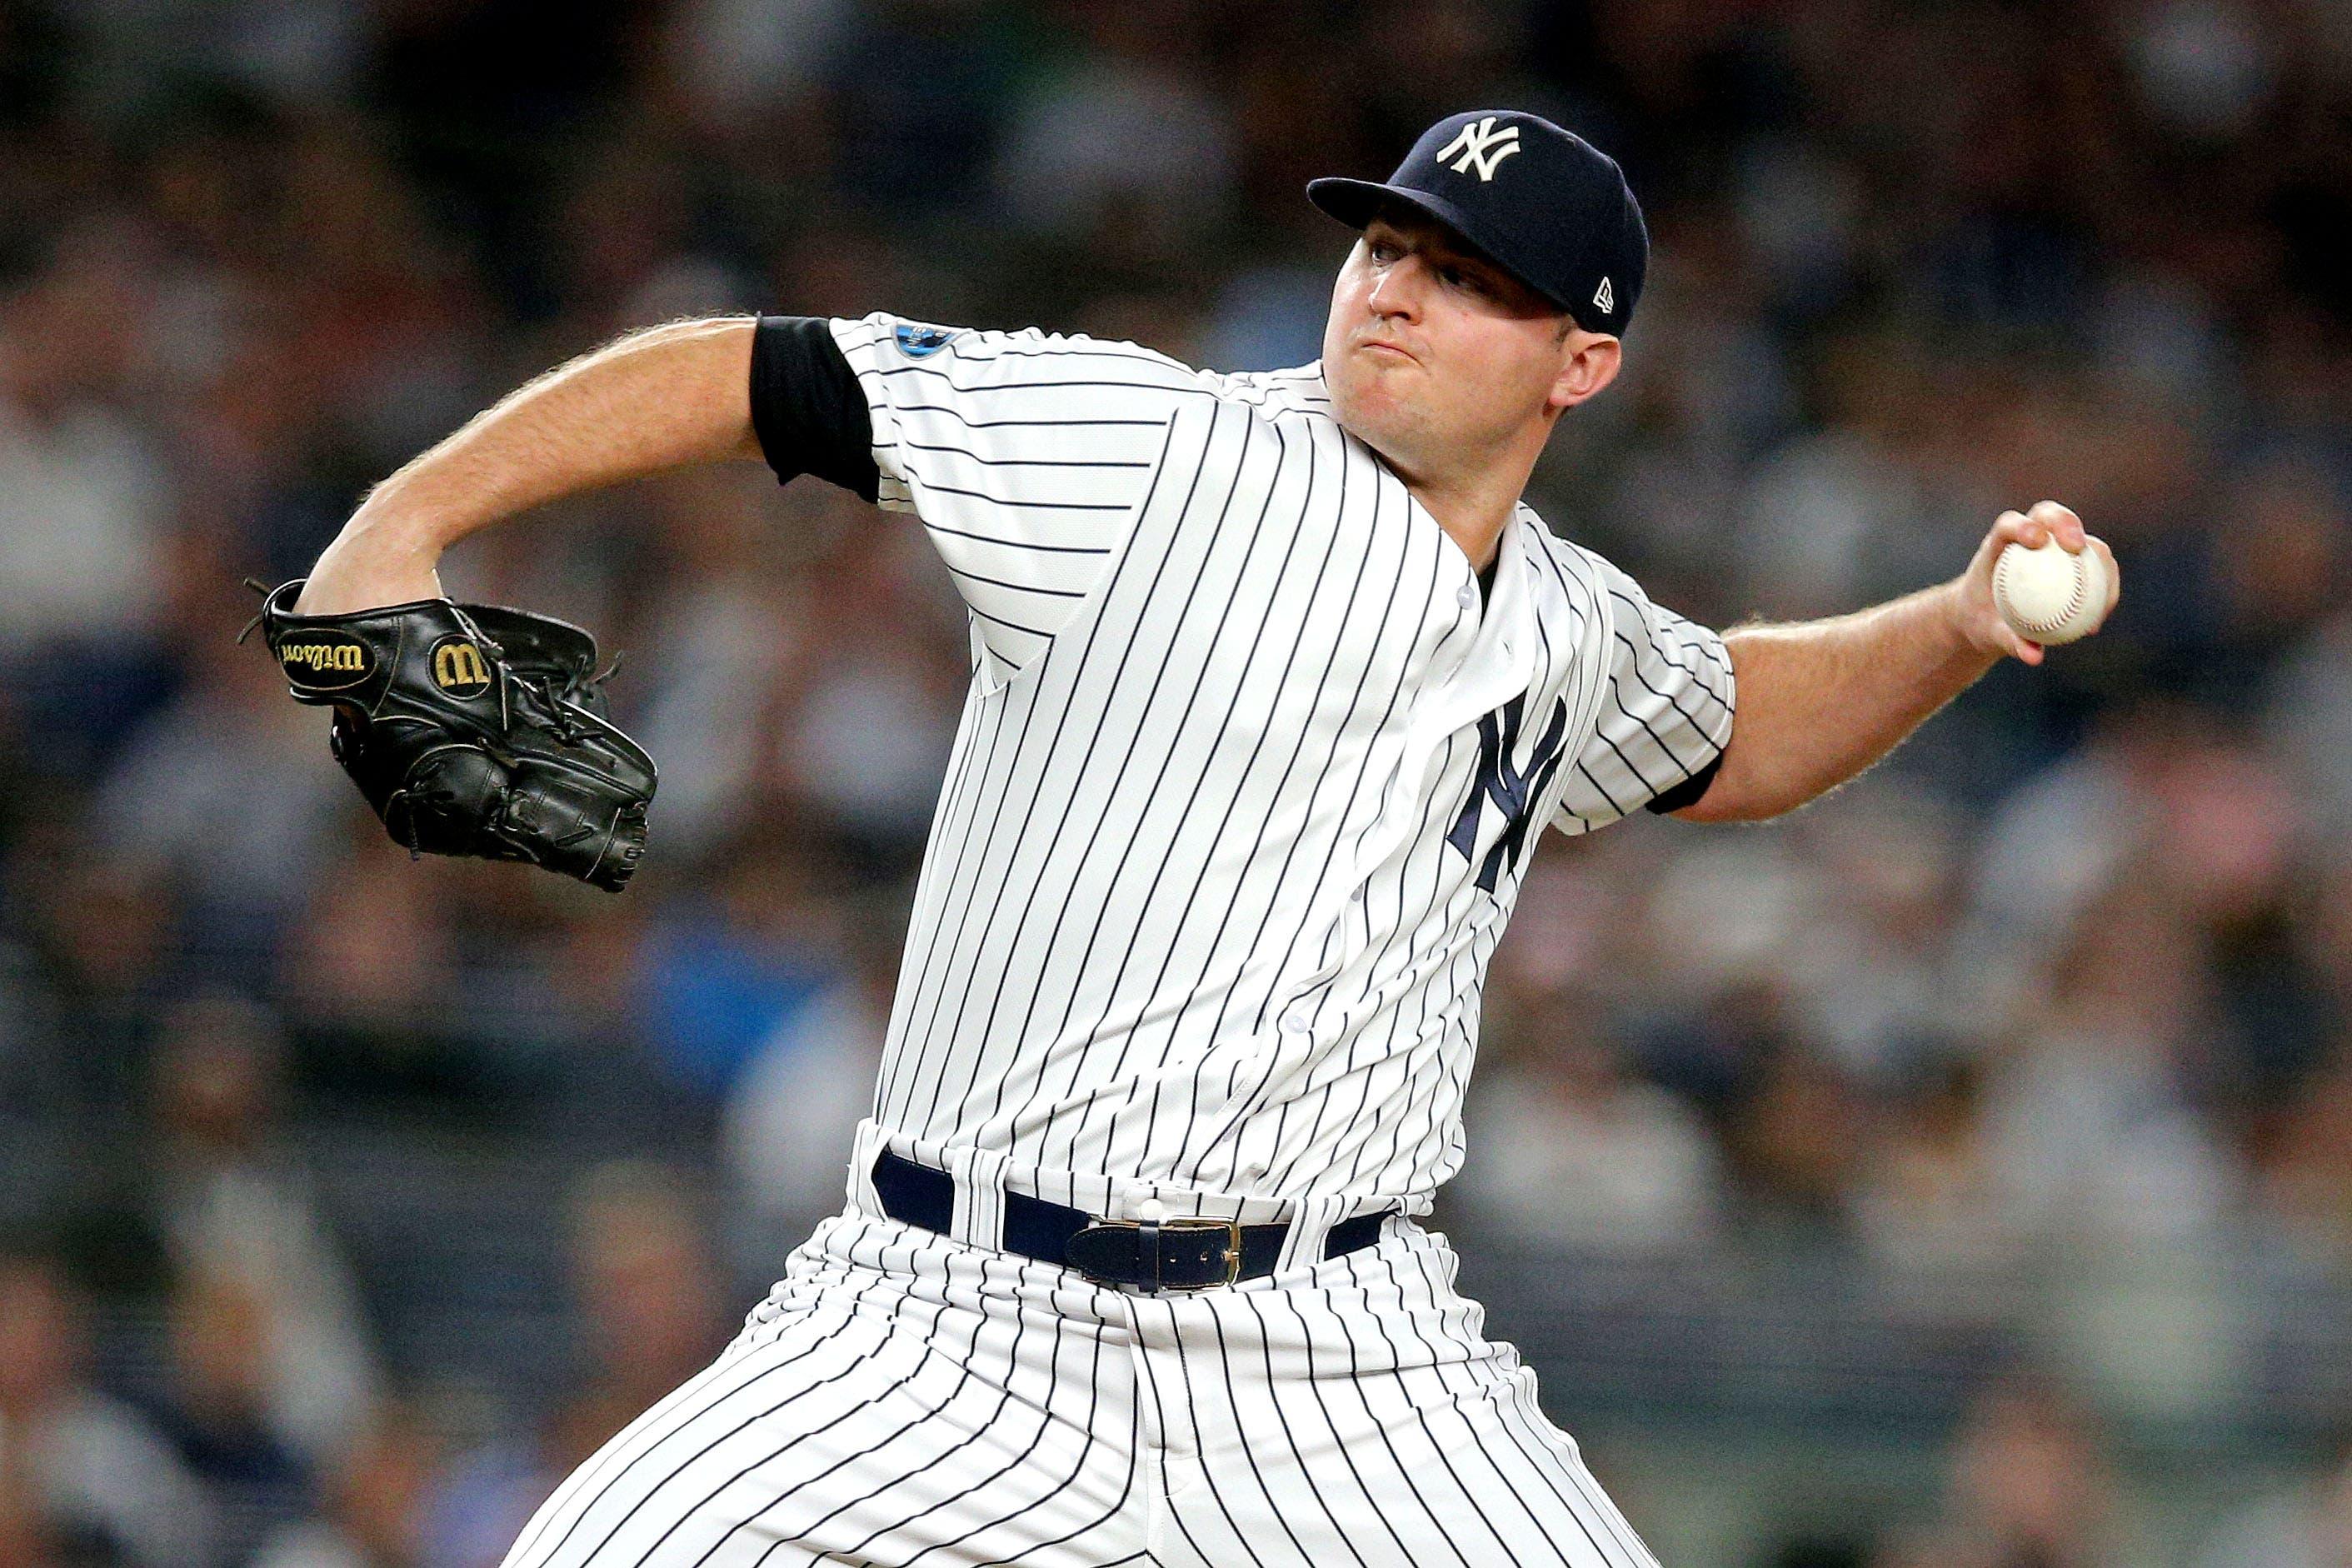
<box><xmin>1330</xmin><ymin>399</ymin><xmax>1416</xmax><ymax>467</ymax></box>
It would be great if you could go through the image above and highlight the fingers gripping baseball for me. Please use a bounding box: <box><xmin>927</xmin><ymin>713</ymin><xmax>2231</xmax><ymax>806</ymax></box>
<box><xmin>1958</xmin><ymin>501</ymin><xmax>2120</xmax><ymax>666</ymax></box>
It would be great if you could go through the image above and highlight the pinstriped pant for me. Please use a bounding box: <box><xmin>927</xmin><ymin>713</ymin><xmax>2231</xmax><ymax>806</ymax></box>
<box><xmin>499</xmin><ymin>1207</ymin><xmax>1660</xmax><ymax>1568</ymax></box>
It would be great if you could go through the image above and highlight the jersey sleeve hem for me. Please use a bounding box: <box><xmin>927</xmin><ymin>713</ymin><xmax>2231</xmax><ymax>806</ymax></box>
<box><xmin>1550</xmin><ymin>556</ymin><xmax>1738</xmax><ymax>835</ymax></box>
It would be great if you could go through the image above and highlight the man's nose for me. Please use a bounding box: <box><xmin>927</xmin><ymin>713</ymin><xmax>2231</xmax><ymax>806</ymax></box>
<box><xmin>1366</xmin><ymin>254</ymin><xmax>1425</xmax><ymax>321</ymax></box>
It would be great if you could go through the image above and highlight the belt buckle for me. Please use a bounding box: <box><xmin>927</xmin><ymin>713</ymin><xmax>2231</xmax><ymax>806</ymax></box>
<box><xmin>1154</xmin><ymin>1216</ymin><xmax>1245</xmax><ymax>1293</ymax></box>
<box><xmin>1071</xmin><ymin>1216</ymin><xmax>1243</xmax><ymax>1293</ymax></box>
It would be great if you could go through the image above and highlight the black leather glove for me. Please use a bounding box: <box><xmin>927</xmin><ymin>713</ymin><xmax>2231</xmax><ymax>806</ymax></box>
<box><xmin>251</xmin><ymin>580</ymin><xmax>657</xmax><ymax>891</ymax></box>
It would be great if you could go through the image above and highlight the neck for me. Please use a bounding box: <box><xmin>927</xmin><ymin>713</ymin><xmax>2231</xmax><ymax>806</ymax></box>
<box><xmin>1406</xmin><ymin>474</ymin><xmax>1518</xmax><ymax>572</ymax></box>
<box><xmin>1386</xmin><ymin>431</ymin><xmax>1547</xmax><ymax>574</ymax></box>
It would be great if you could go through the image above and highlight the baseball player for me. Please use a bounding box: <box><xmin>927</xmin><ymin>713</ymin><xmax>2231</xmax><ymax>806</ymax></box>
<box><xmin>274</xmin><ymin>111</ymin><xmax>2117</xmax><ymax>1566</ymax></box>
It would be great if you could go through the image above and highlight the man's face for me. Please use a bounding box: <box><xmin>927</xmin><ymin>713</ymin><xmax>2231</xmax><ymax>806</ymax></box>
<box><xmin>1321</xmin><ymin>206</ymin><xmax>1583</xmax><ymax>476</ymax></box>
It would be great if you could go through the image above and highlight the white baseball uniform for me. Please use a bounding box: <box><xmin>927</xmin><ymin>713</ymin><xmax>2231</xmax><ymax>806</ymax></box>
<box><xmin>501</xmin><ymin>312</ymin><xmax>1735</xmax><ymax>1568</ymax></box>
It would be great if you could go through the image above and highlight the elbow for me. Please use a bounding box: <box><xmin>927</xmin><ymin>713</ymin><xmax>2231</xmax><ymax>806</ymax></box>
<box><xmin>1666</xmin><ymin>764</ymin><xmax>1809</xmax><ymax>824</ymax></box>
<box><xmin>626</xmin><ymin>314</ymin><xmax>764</xmax><ymax>462</ymax></box>
<box><xmin>1711</xmin><ymin>794</ymin><xmax>1804</xmax><ymax>824</ymax></box>
<box><xmin>692</xmin><ymin>317</ymin><xmax>766</xmax><ymax>462</ymax></box>
<box><xmin>1670</xmin><ymin>789</ymin><xmax>1778</xmax><ymax>824</ymax></box>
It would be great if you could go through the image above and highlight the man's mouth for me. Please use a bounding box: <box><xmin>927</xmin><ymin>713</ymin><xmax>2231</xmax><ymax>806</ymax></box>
<box><xmin>1360</xmin><ymin>340</ymin><xmax>1417</xmax><ymax>363</ymax></box>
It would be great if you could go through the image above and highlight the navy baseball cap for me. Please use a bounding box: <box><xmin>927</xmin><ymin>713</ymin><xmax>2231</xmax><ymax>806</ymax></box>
<box><xmin>1308</xmin><ymin>110</ymin><xmax>1647</xmax><ymax>335</ymax></box>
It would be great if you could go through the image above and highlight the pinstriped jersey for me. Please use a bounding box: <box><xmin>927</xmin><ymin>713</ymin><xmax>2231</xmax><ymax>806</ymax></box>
<box><xmin>821</xmin><ymin>311</ymin><xmax>1734</xmax><ymax>1213</ymax></box>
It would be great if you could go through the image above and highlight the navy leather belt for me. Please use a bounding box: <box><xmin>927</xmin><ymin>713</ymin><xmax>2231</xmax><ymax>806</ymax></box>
<box><xmin>870</xmin><ymin>1148</ymin><xmax>1390</xmax><ymax>1293</ymax></box>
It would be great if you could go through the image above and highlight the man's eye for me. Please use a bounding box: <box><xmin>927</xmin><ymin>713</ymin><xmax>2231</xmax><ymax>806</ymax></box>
<box><xmin>1370</xmin><ymin>240</ymin><xmax>1400</xmax><ymax>262</ymax></box>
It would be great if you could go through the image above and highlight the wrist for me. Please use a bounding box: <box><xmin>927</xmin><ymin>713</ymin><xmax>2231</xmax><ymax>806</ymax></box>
<box><xmin>1939</xmin><ymin>577</ymin><xmax>2003</xmax><ymax>663</ymax></box>
<box><xmin>298</xmin><ymin>516</ymin><xmax>446</xmax><ymax>614</ymax></box>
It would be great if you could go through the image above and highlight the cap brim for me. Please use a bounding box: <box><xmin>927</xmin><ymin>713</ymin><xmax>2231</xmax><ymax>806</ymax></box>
<box><xmin>1305</xmin><ymin>177</ymin><xmax>1579</xmax><ymax>316</ymax></box>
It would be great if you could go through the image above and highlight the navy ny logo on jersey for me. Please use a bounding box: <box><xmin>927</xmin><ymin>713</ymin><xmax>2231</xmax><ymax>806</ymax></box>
<box><xmin>1446</xmin><ymin>693</ymin><xmax>1570</xmax><ymax>892</ymax></box>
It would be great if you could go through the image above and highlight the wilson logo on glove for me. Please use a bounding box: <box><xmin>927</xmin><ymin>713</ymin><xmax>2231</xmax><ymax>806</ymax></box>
<box><xmin>278</xmin><ymin>634</ymin><xmax>373</xmax><ymax>690</ymax></box>
<box><xmin>431</xmin><ymin>638</ymin><xmax>492</xmax><ymax>697</ymax></box>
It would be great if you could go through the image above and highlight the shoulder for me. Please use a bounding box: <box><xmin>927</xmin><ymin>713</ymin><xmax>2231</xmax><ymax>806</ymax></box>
<box><xmin>830</xmin><ymin>318</ymin><xmax>1341</xmax><ymax>432</ymax></box>
<box><xmin>1191</xmin><ymin>361</ymin><xmax>1338</xmax><ymax>421</ymax></box>
<box><xmin>1516</xmin><ymin>513</ymin><xmax>1677</xmax><ymax>662</ymax></box>
<box><xmin>1521</xmin><ymin>515</ymin><xmax>1675</xmax><ymax>622</ymax></box>
<box><xmin>829</xmin><ymin>312</ymin><xmax>1212</xmax><ymax>394</ymax></box>
<box><xmin>1514</xmin><ymin>507</ymin><xmax>1611</xmax><ymax>602</ymax></box>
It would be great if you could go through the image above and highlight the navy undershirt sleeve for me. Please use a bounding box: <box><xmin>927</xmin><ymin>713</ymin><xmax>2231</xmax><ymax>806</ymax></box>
<box><xmin>748</xmin><ymin>315</ymin><xmax>881</xmax><ymax>502</ymax></box>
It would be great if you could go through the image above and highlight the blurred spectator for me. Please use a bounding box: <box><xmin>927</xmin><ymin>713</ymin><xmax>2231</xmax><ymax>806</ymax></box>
<box><xmin>2195</xmin><ymin>1438</ymin><xmax>2352</xmax><ymax>1568</ymax></box>
<box><xmin>992</xmin><ymin>2</ymin><xmax>1236</xmax><ymax>259</ymax></box>
<box><xmin>1982</xmin><ymin>885</ymin><xmax>2240</xmax><ymax>1246</ymax></box>
<box><xmin>772</xmin><ymin>525</ymin><xmax>965</xmax><ymax>875</ymax></box>
<box><xmin>567</xmin><ymin>1162</ymin><xmax>728</xmax><ymax>1412</ymax></box>
<box><xmin>1855</xmin><ymin>1056</ymin><xmax>2016</xmax><ymax>1277</ymax></box>
<box><xmin>821</xmin><ymin>0</ymin><xmax>1017</xmax><ymax>217</ymax></box>
<box><xmin>1781</xmin><ymin>786</ymin><xmax>1967</xmax><ymax>1080</ymax></box>
<box><xmin>1727</xmin><ymin>1043</ymin><xmax>1873</xmax><ymax>1245</ymax></box>
<box><xmin>148</xmin><ymin>995</ymin><xmax>379</xmax><ymax>1466</ymax></box>
<box><xmin>90</xmin><ymin>587</ymin><xmax>349</xmax><ymax>951</ymax></box>
<box><xmin>252</xmin><ymin>1407</ymin><xmax>437</xmax><ymax>1568</ymax></box>
<box><xmin>722</xmin><ymin>890</ymin><xmax>902</xmax><ymax>1275</ymax></box>
<box><xmin>663</xmin><ymin>0</ymin><xmax>848</xmax><ymax>132</ymax></box>
<box><xmin>0</xmin><ymin>232</ymin><xmax>171</xmax><ymax>654</ymax></box>
<box><xmin>624</xmin><ymin>473</ymin><xmax>817</xmax><ymax>859</ymax></box>
<box><xmin>21</xmin><ymin>850</ymin><xmax>180</xmax><ymax>1110</ymax></box>
<box><xmin>57</xmin><ymin>0</ymin><xmax>374</xmax><ymax>115</ymax></box>
<box><xmin>636</xmin><ymin>834</ymin><xmax>843</xmax><ymax>1099</ymax></box>
<box><xmin>422</xmin><ymin>1162</ymin><xmax>726</xmax><ymax>1568</ymax></box>
<box><xmin>276</xmin><ymin>846</ymin><xmax>484</xmax><ymax>1104</ymax></box>
<box><xmin>2256</xmin><ymin>1052</ymin><xmax>2352</xmax><ymax>1262</ymax></box>
<box><xmin>1458</xmin><ymin>981</ymin><xmax>1720</xmax><ymax>1254</ymax></box>
<box><xmin>1962</xmin><ymin>715</ymin><xmax>2155</xmax><ymax>969</ymax></box>
<box><xmin>1905</xmin><ymin>1381</ymin><xmax>2133</xmax><ymax>1568</ymax></box>
<box><xmin>2270</xmin><ymin>607</ymin><xmax>2352</xmax><ymax>846</ymax></box>
<box><xmin>0</xmin><ymin>1252</ymin><xmax>218</xmax><ymax>1568</ymax></box>
<box><xmin>2120</xmin><ymin>0</ymin><xmax>2280</xmax><ymax>142</ymax></box>
<box><xmin>0</xmin><ymin>1456</ymin><xmax>44</xmax><ymax>1568</ymax></box>
<box><xmin>148</xmin><ymin>1267</ymin><xmax>312</xmax><ymax>1564</ymax></box>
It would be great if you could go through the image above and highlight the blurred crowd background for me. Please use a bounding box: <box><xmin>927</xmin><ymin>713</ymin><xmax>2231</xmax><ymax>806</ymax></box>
<box><xmin>2</xmin><ymin>1</ymin><xmax>2350</xmax><ymax>1565</ymax></box>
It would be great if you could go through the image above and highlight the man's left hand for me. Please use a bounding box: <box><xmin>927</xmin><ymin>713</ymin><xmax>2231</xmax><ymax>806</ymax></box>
<box><xmin>1951</xmin><ymin>499</ymin><xmax>2120</xmax><ymax>666</ymax></box>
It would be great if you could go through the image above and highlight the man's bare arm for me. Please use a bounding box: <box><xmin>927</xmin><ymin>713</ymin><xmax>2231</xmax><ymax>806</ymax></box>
<box><xmin>1674</xmin><ymin>501</ymin><xmax>2120</xmax><ymax>823</ymax></box>
<box><xmin>297</xmin><ymin>317</ymin><xmax>760</xmax><ymax>614</ymax></box>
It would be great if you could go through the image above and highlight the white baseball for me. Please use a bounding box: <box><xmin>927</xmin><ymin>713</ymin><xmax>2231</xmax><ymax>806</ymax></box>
<box><xmin>1991</xmin><ymin>537</ymin><xmax>2110</xmax><ymax>645</ymax></box>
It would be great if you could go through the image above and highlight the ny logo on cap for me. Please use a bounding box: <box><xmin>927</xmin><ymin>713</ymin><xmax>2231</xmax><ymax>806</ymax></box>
<box><xmin>1437</xmin><ymin>117</ymin><xmax>1521</xmax><ymax>182</ymax></box>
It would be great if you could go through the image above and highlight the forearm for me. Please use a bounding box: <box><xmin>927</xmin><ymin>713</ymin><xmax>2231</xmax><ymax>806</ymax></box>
<box><xmin>299</xmin><ymin>317</ymin><xmax>761</xmax><ymax>612</ymax></box>
<box><xmin>1675</xmin><ymin>502</ymin><xmax>2116</xmax><ymax>822</ymax></box>
<box><xmin>1682</xmin><ymin>582</ymin><xmax>1994</xmax><ymax>821</ymax></box>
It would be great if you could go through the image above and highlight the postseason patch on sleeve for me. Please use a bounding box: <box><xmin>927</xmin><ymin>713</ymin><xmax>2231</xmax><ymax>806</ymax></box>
<box><xmin>892</xmin><ymin>322</ymin><xmax>956</xmax><ymax>359</ymax></box>
<box><xmin>276</xmin><ymin>628</ymin><xmax>374</xmax><ymax>692</ymax></box>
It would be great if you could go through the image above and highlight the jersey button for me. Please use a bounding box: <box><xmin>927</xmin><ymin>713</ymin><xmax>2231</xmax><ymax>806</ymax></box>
<box><xmin>1456</xmin><ymin>582</ymin><xmax>1476</xmax><ymax>607</ymax></box>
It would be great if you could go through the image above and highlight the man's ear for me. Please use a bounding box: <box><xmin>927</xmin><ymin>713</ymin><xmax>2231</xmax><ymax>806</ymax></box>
<box><xmin>1548</xmin><ymin>332</ymin><xmax>1621</xmax><ymax>412</ymax></box>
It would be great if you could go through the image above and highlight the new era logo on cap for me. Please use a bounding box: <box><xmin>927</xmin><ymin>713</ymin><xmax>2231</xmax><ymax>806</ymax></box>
<box><xmin>1594</xmin><ymin>277</ymin><xmax>1614</xmax><ymax>314</ymax></box>
<box><xmin>1436</xmin><ymin>117</ymin><xmax>1521</xmax><ymax>182</ymax></box>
